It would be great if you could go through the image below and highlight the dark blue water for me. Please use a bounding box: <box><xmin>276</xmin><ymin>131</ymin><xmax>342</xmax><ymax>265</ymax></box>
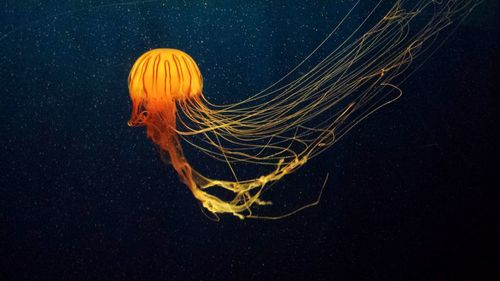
<box><xmin>1</xmin><ymin>1</ymin><xmax>498</xmax><ymax>280</ymax></box>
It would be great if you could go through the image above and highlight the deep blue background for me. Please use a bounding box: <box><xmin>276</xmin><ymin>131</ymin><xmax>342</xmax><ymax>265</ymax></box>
<box><xmin>0</xmin><ymin>1</ymin><xmax>498</xmax><ymax>280</ymax></box>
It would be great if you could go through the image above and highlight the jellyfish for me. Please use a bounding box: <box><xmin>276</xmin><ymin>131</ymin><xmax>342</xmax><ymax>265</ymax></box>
<box><xmin>128</xmin><ymin>0</ymin><xmax>481</xmax><ymax>219</ymax></box>
<box><xmin>128</xmin><ymin>48</ymin><xmax>275</xmax><ymax>219</ymax></box>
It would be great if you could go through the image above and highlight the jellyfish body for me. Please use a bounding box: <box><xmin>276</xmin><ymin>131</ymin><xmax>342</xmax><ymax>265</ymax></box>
<box><xmin>128</xmin><ymin>48</ymin><xmax>201</xmax><ymax>187</ymax></box>
<box><xmin>128</xmin><ymin>48</ymin><xmax>270</xmax><ymax>218</ymax></box>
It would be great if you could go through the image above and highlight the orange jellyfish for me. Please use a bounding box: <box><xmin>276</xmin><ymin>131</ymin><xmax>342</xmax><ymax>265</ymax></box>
<box><xmin>127</xmin><ymin>49</ymin><xmax>202</xmax><ymax>188</ymax></box>
<box><xmin>128</xmin><ymin>49</ymin><xmax>273</xmax><ymax>219</ymax></box>
<box><xmin>128</xmin><ymin>1</ymin><xmax>481</xmax><ymax>219</ymax></box>
<box><xmin>128</xmin><ymin>49</ymin><xmax>212</xmax><ymax>211</ymax></box>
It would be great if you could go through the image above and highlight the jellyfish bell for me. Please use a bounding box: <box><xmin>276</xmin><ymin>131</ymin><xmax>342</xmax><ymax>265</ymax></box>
<box><xmin>128</xmin><ymin>48</ymin><xmax>203</xmax><ymax>147</ymax></box>
<box><xmin>128</xmin><ymin>48</ymin><xmax>203</xmax><ymax>102</ymax></box>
